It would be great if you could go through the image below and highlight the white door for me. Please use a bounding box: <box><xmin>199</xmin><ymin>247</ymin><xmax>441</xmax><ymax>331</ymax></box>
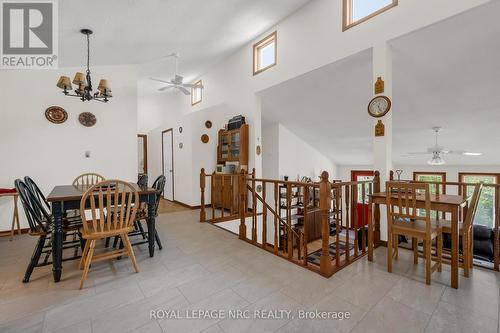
<box><xmin>162</xmin><ymin>130</ymin><xmax>174</xmax><ymax>200</ymax></box>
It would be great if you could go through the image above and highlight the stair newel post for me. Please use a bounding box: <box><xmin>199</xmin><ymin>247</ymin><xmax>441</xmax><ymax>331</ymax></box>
<box><xmin>389</xmin><ymin>170</ymin><xmax>394</xmax><ymax>181</ymax></box>
<box><xmin>319</xmin><ymin>171</ymin><xmax>333</xmax><ymax>277</ymax></box>
<box><xmin>373</xmin><ymin>171</ymin><xmax>381</xmax><ymax>244</ymax></box>
<box><xmin>239</xmin><ymin>169</ymin><xmax>247</xmax><ymax>240</ymax></box>
<box><xmin>251</xmin><ymin>168</ymin><xmax>257</xmax><ymax>243</ymax></box>
<box><xmin>200</xmin><ymin>169</ymin><xmax>206</xmax><ymax>222</ymax></box>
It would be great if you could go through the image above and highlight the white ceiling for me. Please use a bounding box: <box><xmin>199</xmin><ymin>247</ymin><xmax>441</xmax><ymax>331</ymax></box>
<box><xmin>58</xmin><ymin>0</ymin><xmax>312</xmax><ymax>94</ymax></box>
<box><xmin>260</xmin><ymin>50</ymin><xmax>374</xmax><ymax>165</ymax></box>
<box><xmin>391</xmin><ymin>0</ymin><xmax>500</xmax><ymax>165</ymax></box>
<box><xmin>261</xmin><ymin>1</ymin><xmax>500</xmax><ymax>166</ymax></box>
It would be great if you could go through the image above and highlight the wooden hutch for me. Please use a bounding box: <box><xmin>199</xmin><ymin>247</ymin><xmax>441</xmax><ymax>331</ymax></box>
<box><xmin>212</xmin><ymin>124</ymin><xmax>249</xmax><ymax>214</ymax></box>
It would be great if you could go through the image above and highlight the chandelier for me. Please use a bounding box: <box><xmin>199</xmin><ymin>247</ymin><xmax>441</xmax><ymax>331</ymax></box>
<box><xmin>56</xmin><ymin>29</ymin><xmax>112</xmax><ymax>102</ymax></box>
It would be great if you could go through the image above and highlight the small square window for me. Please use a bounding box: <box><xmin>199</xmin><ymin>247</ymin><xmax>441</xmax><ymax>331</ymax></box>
<box><xmin>191</xmin><ymin>80</ymin><xmax>202</xmax><ymax>106</ymax></box>
<box><xmin>253</xmin><ymin>31</ymin><xmax>277</xmax><ymax>75</ymax></box>
<box><xmin>343</xmin><ymin>0</ymin><xmax>397</xmax><ymax>31</ymax></box>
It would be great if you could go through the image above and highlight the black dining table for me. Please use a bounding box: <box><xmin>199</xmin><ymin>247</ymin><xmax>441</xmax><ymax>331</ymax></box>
<box><xmin>46</xmin><ymin>183</ymin><xmax>158</xmax><ymax>282</ymax></box>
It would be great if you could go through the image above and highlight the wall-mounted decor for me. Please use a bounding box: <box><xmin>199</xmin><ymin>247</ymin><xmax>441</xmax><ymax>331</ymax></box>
<box><xmin>178</xmin><ymin>142</ymin><xmax>183</xmax><ymax>149</ymax></box>
<box><xmin>56</xmin><ymin>29</ymin><xmax>112</xmax><ymax>103</ymax></box>
<box><xmin>374</xmin><ymin>76</ymin><xmax>385</xmax><ymax>94</ymax></box>
<box><xmin>179</xmin><ymin>126</ymin><xmax>183</xmax><ymax>133</ymax></box>
<box><xmin>256</xmin><ymin>145</ymin><xmax>261</xmax><ymax>156</ymax></box>
<box><xmin>368</xmin><ymin>95</ymin><xmax>391</xmax><ymax>118</ymax></box>
<box><xmin>205</xmin><ymin>120</ymin><xmax>212</xmax><ymax>129</ymax></box>
<box><xmin>78</xmin><ymin>112</ymin><xmax>97</xmax><ymax>127</ymax></box>
<box><xmin>375</xmin><ymin>120</ymin><xmax>385</xmax><ymax>137</ymax></box>
<box><xmin>45</xmin><ymin>106</ymin><xmax>68</xmax><ymax>124</ymax></box>
<box><xmin>201</xmin><ymin>134</ymin><xmax>209</xmax><ymax>144</ymax></box>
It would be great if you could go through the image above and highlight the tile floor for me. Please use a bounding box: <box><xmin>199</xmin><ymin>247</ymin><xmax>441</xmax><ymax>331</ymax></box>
<box><xmin>0</xmin><ymin>210</ymin><xmax>499</xmax><ymax>333</ymax></box>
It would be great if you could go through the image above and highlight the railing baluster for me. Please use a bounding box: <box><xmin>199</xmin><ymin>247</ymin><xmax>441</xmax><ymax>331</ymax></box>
<box><xmin>353</xmin><ymin>183</ymin><xmax>359</xmax><ymax>258</ymax></box>
<box><xmin>211</xmin><ymin>172</ymin><xmax>215</xmax><ymax>221</ymax></box>
<box><xmin>286</xmin><ymin>183</ymin><xmax>293</xmax><ymax>259</ymax></box>
<box><xmin>262</xmin><ymin>181</ymin><xmax>267</xmax><ymax>250</ymax></box>
<box><xmin>251</xmin><ymin>169</ymin><xmax>257</xmax><ymax>244</ymax></box>
<box><xmin>303</xmin><ymin>185</ymin><xmax>309</xmax><ymax>266</ymax></box>
<box><xmin>200</xmin><ymin>169</ymin><xmax>206</xmax><ymax>222</ymax></box>
<box><xmin>239</xmin><ymin>170</ymin><xmax>247</xmax><ymax>240</ymax></box>
<box><xmin>274</xmin><ymin>182</ymin><xmax>279</xmax><ymax>255</ymax></box>
<box><xmin>345</xmin><ymin>185</ymin><xmax>350</xmax><ymax>262</ymax></box>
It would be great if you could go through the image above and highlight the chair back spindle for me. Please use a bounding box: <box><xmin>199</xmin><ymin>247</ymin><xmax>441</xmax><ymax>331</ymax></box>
<box><xmin>73</xmin><ymin>173</ymin><xmax>105</xmax><ymax>187</ymax></box>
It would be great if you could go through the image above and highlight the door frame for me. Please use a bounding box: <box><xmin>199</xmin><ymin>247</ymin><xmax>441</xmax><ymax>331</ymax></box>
<box><xmin>350</xmin><ymin>170</ymin><xmax>374</xmax><ymax>181</ymax></box>
<box><xmin>161</xmin><ymin>128</ymin><xmax>174</xmax><ymax>201</ymax></box>
<box><xmin>137</xmin><ymin>134</ymin><xmax>148</xmax><ymax>174</ymax></box>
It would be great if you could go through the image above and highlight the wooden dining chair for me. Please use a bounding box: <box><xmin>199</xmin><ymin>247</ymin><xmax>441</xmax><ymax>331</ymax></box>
<box><xmin>73</xmin><ymin>173</ymin><xmax>105</xmax><ymax>187</ymax></box>
<box><xmin>79</xmin><ymin>180</ymin><xmax>139</xmax><ymax>289</ymax></box>
<box><xmin>386</xmin><ymin>181</ymin><xmax>442</xmax><ymax>285</ymax></box>
<box><xmin>440</xmin><ymin>183</ymin><xmax>482</xmax><ymax>277</ymax></box>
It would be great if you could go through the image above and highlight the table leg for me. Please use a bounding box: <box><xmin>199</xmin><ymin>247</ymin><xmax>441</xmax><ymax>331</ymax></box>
<box><xmin>451</xmin><ymin>208</ymin><xmax>459</xmax><ymax>289</ymax></box>
<box><xmin>368</xmin><ymin>198</ymin><xmax>374</xmax><ymax>261</ymax></box>
<box><xmin>52</xmin><ymin>201</ymin><xmax>64</xmax><ymax>282</ymax></box>
<box><xmin>147</xmin><ymin>194</ymin><xmax>156</xmax><ymax>257</ymax></box>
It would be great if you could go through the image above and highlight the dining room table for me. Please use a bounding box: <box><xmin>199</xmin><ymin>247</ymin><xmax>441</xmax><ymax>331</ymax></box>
<box><xmin>46</xmin><ymin>183</ymin><xmax>158</xmax><ymax>282</ymax></box>
<box><xmin>367</xmin><ymin>192</ymin><xmax>468</xmax><ymax>289</ymax></box>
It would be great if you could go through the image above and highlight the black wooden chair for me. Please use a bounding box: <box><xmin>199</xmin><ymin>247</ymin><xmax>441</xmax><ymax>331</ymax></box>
<box><xmin>15</xmin><ymin>179</ymin><xmax>83</xmax><ymax>283</ymax></box>
<box><xmin>110</xmin><ymin>175</ymin><xmax>166</xmax><ymax>250</ymax></box>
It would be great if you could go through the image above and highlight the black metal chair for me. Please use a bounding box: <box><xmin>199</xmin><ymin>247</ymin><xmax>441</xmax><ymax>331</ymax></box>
<box><xmin>111</xmin><ymin>175</ymin><xmax>166</xmax><ymax>250</ymax></box>
<box><xmin>15</xmin><ymin>179</ymin><xmax>83</xmax><ymax>283</ymax></box>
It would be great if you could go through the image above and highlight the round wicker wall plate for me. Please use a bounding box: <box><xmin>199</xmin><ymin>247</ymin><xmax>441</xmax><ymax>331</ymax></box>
<box><xmin>78</xmin><ymin>112</ymin><xmax>97</xmax><ymax>127</ymax></box>
<box><xmin>45</xmin><ymin>106</ymin><xmax>68</xmax><ymax>124</ymax></box>
<box><xmin>201</xmin><ymin>134</ymin><xmax>209</xmax><ymax>143</ymax></box>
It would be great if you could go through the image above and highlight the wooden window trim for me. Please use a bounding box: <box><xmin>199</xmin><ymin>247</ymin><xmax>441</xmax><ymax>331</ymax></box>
<box><xmin>413</xmin><ymin>171</ymin><xmax>447</xmax><ymax>194</ymax></box>
<box><xmin>191</xmin><ymin>80</ymin><xmax>203</xmax><ymax>106</ymax></box>
<box><xmin>253</xmin><ymin>31</ymin><xmax>277</xmax><ymax>76</ymax></box>
<box><xmin>342</xmin><ymin>0</ymin><xmax>398</xmax><ymax>32</ymax></box>
<box><xmin>137</xmin><ymin>134</ymin><xmax>148</xmax><ymax>174</ymax></box>
<box><xmin>458</xmin><ymin>172</ymin><xmax>500</xmax><ymax>194</ymax></box>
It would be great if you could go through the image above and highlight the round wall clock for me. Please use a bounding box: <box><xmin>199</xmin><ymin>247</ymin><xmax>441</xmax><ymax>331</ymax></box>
<box><xmin>368</xmin><ymin>95</ymin><xmax>391</xmax><ymax>118</ymax></box>
<box><xmin>45</xmin><ymin>106</ymin><xmax>68</xmax><ymax>124</ymax></box>
<box><xmin>201</xmin><ymin>134</ymin><xmax>209</xmax><ymax>143</ymax></box>
<box><xmin>78</xmin><ymin>112</ymin><xmax>97</xmax><ymax>127</ymax></box>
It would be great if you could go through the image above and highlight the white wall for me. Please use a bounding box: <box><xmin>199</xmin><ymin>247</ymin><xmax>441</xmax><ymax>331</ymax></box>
<box><xmin>262</xmin><ymin>123</ymin><xmax>279</xmax><ymax>179</ymax></box>
<box><xmin>139</xmin><ymin>0</ymin><xmax>489</xmax><ymax>208</ymax></box>
<box><xmin>0</xmin><ymin>65</ymin><xmax>138</xmax><ymax>231</ymax></box>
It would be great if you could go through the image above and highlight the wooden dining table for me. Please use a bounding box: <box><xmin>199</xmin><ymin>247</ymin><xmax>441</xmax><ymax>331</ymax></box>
<box><xmin>47</xmin><ymin>183</ymin><xmax>158</xmax><ymax>282</ymax></box>
<box><xmin>368</xmin><ymin>192</ymin><xmax>468</xmax><ymax>289</ymax></box>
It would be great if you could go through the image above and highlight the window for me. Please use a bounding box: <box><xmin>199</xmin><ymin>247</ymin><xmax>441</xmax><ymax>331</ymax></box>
<box><xmin>191</xmin><ymin>80</ymin><xmax>202</xmax><ymax>106</ymax></box>
<box><xmin>343</xmin><ymin>0</ymin><xmax>398</xmax><ymax>31</ymax></box>
<box><xmin>253</xmin><ymin>31</ymin><xmax>277</xmax><ymax>75</ymax></box>
<box><xmin>413</xmin><ymin>172</ymin><xmax>446</xmax><ymax>219</ymax></box>
<box><xmin>459</xmin><ymin>173</ymin><xmax>499</xmax><ymax>228</ymax></box>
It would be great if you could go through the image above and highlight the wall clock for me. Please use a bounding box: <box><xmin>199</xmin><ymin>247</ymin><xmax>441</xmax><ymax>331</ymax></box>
<box><xmin>78</xmin><ymin>112</ymin><xmax>97</xmax><ymax>127</ymax></box>
<box><xmin>368</xmin><ymin>95</ymin><xmax>391</xmax><ymax>118</ymax></box>
<box><xmin>45</xmin><ymin>106</ymin><xmax>68</xmax><ymax>124</ymax></box>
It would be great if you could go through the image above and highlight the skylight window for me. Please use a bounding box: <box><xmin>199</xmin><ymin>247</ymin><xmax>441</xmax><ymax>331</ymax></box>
<box><xmin>253</xmin><ymin>31</ymin><xmax>277</xmax><ymax>75</ymax></box>
<box><xmin>343</xmin><ymin>0</ymin><xmax>397</xmax><ymax>31</ymax></box>
<box><xmin>191</xmin><ymin>80</ymin><xmax>202</xmax><ymax>106</ymax></box>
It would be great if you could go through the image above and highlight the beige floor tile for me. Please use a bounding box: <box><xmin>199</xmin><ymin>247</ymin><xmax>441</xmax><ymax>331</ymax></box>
<box><xmin>387</xmin><ymin>276</ymin><xmax>445</xmax><ymax>315</ymax></box>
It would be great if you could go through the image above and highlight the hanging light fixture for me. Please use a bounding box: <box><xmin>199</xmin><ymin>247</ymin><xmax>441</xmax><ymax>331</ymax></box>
<box><xmin>56</xmin><ymin>29</ymin><xmax>112</xmax><ymax>102</ymax></box>
<box><xmin>428</xmin><ymin>151</ymin><xmax>445</xmax><ymax>165</ymax></box>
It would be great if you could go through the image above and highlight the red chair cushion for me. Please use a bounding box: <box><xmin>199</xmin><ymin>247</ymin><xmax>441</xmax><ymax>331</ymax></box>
<box><xmin>0</xmin><ymin>188</ymin><xmax>16</xmax><ymax>194</ymax></box>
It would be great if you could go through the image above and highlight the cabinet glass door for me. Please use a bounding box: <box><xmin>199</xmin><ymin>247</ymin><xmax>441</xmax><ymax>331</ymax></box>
<box><xmin>220</xmin><ymin>134</ymin><xmax>229</xmax><ymax>160</ymax></box>
<box><xmin>230</xmin><ymin>132</ymin><xmax>240</xmax><ymax>159</ymax></box>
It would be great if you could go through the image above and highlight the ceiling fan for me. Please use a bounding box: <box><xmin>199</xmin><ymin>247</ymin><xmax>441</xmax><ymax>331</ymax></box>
<box><xmin>150</xmin><ymin>53</ymin><xmax>203</xmax><ymax>95</ymax></box>
<box><xmin>405</xmin><ymin>127</ymin><xmax>482</xmax><ymax>165</ymax></box>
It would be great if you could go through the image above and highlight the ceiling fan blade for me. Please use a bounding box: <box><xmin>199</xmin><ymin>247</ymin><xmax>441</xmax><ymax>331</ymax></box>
<box><xmin>158</xmin><ymin>86</ymin><xmax>173</xmax><ymax>92</ymax></box>
<box><xmin>405</xmin><ymin>152</ymin><xmax>431</xmax><ymax>155</ymax></box>
<box><xmin>182</xmin><ymin>83</ymin><xmax>204</xmax><ymax>89</ymax></box>
<box><xmin>177</xmin><ymin>86</ymin><xmax>191</xmax><ymax>95</ymax></box>
<box><xmin>150</xmin><ymin>77</ymin><xmax>173</xmax><ymax>85</ymax></box>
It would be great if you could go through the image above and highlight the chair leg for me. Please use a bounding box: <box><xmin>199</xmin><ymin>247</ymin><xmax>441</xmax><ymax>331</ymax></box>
<box><xmin>394</xmin><ymin>233</ymin><xmax>399</xmax><ymax>260</ymax></box>
<box><xmin>79</xmin><ymin>239</ymin><xmax>90</xmax><ymax>270</ymax></box>
<box><xmin>463</xmin><ymin>234</ymin><xmax>470</xmax><ymax>278</ymax></box>
<box><xmin>154</xmin><ymin>230</ymin><xmax>163</xmax><ymax>250</ymax></box>
<box><xmin>122</xmin><ymin>234</ymin><xmax>140</xmax><ymax>273</ymax></box>
<box><xmin>437</xmin><ymin>234</ymin><xmax>443</xmax><ymax>273</ymax></box>
<box><xmin>412</xmin><ymin>237</ymin><xmax>418</xmax><ymax>264</ymax></box>
<box><xmin>112</xmin><ymin>236</ymin><xmax>119</xmax><ymax>248</ymax></box>
<box><xmin>23</xmin><ymin>236</ymin><xmax>46</xmax><ymax>283</ymax></box>
<box><xmin>137</xmin><ymin>221</ymin><xmax>147</xmax><ymax>239</ymax></box>
<box><xmin>425</xmin><ymin>238</ymin><xmax>431</xmax><ymax>285</ymax></box>
<box><xmin>387</xmin><ymin>230</ymin><xmax>393</xmax><ymax>273</ymax></box>
<box><xmin>79</xmin><ymin>240</ymin><xmax>96</xmax><ymax>289</ymax></box>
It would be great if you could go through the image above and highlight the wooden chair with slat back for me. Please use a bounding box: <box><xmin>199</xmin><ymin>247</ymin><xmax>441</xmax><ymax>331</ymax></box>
<box><xmin>440</xmin><ymin>183</ymin><xmax>482</xmax><ymax>277</ymax></box>
<box><xmin>73</xmin><ymin>173</ymin><xmax>105</xmax><ymax>187</ymax></box>
<box><xmin>386</xmin><ymin>181</ymin><xmax>442</xmax><ymax>285</ymax></box>
<box><xmin>78</xmin><ymin>180</ymin><xmax>139</xmax><ymax>289</ymax></box>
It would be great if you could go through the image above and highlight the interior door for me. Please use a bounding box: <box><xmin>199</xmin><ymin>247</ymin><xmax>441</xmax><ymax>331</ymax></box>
<box><xmin>351</xmin><ymin>170</ymin><xmax>374</xmax><ymax>228</ymax></box>
<box><xmin>162</xmin><ymin>129</ymin><xmax>174</xmax><ymax>201</ymax></box>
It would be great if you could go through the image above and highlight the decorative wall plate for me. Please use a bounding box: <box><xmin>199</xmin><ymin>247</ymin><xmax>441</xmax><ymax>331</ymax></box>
<box><xmin>45</xmin><ymin>106</ymin><xmax>68</xmax><ymax>124</ymax></box>
<box><xmin>205</xmin><ymin>120</ymin><xmax>212</xmax><ymax>129</ymax></box>
<box><xmin>179</xmin><ymin>142</ymin><xmax>183</xmax><ymax>149</ymax></box>
<box><xmin>256</xmin><ymin>145</ymin><xmax>261</xmax><ymax>156</ymax></box>
<box><xmin>179</xmin><ymin>127</ymin><xmax>183</xmax><ymax>133</ymax></box>
<box><xmin>201</xmin><ymin>134</ymin><xmax>209</xmax><ymax>144</ymax></box>
<box><xmin>78</xmin><ymin>112</ymin><xmax>97</xmax><ymax>127</ymax></box>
